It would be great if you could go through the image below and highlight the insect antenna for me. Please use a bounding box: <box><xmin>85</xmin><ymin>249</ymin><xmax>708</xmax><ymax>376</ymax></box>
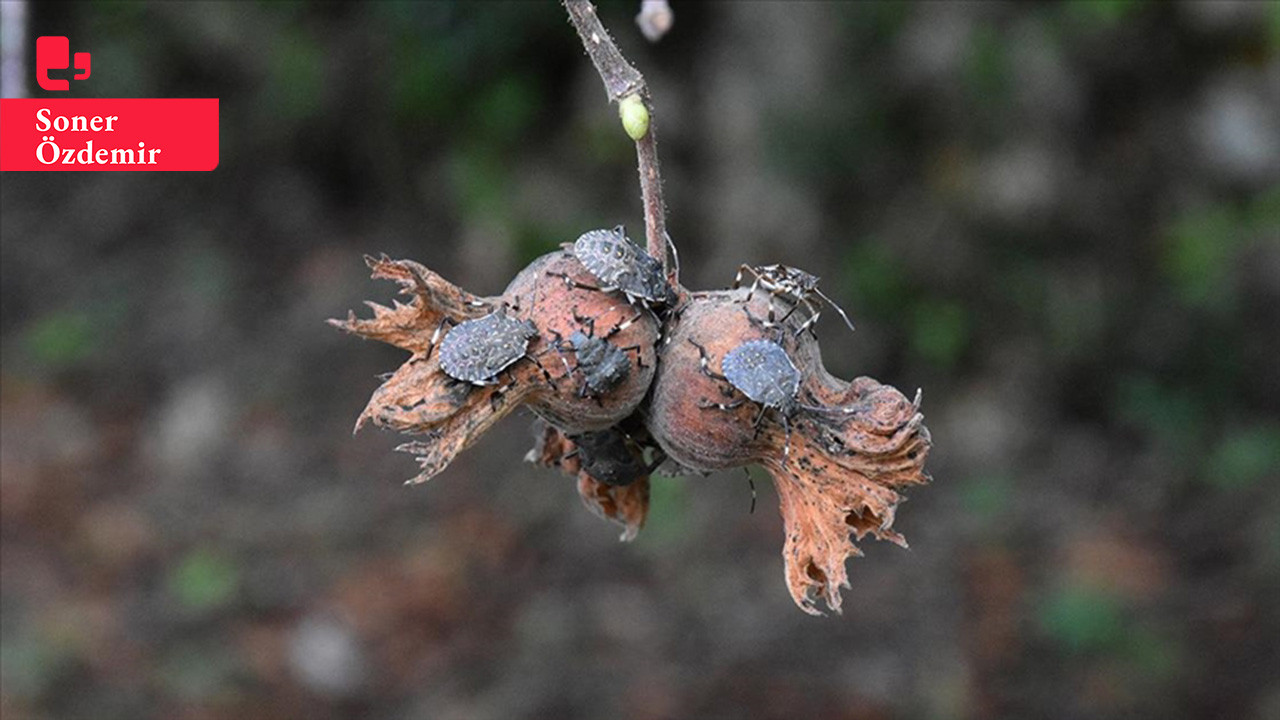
<box><xmin>664</xmin><ymin>230</ymin><xmax>681</xmax><ymax>284</ymax></box>
<box><xmin>812</xmin><ymin>286</ymin><xmax>856</xmax><ymax>333</ymax></box>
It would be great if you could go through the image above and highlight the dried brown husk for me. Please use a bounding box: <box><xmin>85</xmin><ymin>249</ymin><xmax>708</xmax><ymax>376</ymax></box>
<box><xmin>330</xmin><ymin>252</ymin><xmax>660</xmax><ymax>483</ymax></box>
<box><xmin>648</xmin><ymin>287</ymin><xmax>932</xmax><ymax>614</ymax></box>
<box><xmin>526</xmin><ymin>420</ymin><xmax>651</xmax><ymax>542</ymax></box>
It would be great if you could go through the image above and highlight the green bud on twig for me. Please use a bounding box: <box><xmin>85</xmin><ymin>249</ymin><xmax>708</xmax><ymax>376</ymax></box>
<box><xmin>619</xmin><ymin>94</ymin><xmax>650</xmax><ymax>141</ymax></box>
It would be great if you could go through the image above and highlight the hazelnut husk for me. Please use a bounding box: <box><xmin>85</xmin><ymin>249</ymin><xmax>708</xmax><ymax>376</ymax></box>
<box><xmin>648</xmin><ymin>286</ymin><xmax>931</xmax><ymax>614</ymax></box>
<box><xmin>526</xmin><ymin>420</ymin><xmax>651</xmax><ymax>541</ymax></box>
<box><xmin>508</xmin><ymin>252</ymin><xmax>659</xmax><ymax>435</ymax></box>
<box><xmin>329</xmin><ymin>251</ymin><xmax>659</xmax><ymax>483</ymax></box>
<box><xmin>334</xmin><ymin>250</ymin><xmax>933</xmax><ymax>616</ymax></box>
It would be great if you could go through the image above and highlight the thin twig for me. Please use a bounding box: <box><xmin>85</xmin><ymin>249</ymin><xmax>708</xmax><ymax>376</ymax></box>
<box><xmin>563</xmin><ymin>0</ymin><xmax>669</xmax><ymax>275</ymax></box>
<box><xmin>634</xmin><ymin>124</ymin><xmax>668</xmax><ymax>276</ymax></box>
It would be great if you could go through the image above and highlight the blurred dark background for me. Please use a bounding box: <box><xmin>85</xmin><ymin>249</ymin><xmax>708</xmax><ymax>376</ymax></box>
<box><xmin>2</xmin><ymin>2</ymin><xmax>1278</xmax><ymax>719</ymax></box>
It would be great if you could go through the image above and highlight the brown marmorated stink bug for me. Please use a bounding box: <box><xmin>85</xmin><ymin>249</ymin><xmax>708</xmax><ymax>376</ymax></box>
<box><xmin>438</xmin><ymin>308</ymin><xmax>542</xmax><ymax>386</ymax></box>
<box><xmin>689</xmin><ymin>335</ymin><xmax>842</xmax><ymax>465</ymax></box>
<box><xmin>566</xmin><ymin>427</ymin><xmax>664</xmax><ymax>487</ymax></box>
<box><xmin>549</xmin><ymin>306</ymin><xmax>648</xmax><ymax>402</ymax></box>
<box><xmin>732</xmin><ymin>264</ymin><xmax>856</xmax><ymax>337</ymax></box>
<box><xmin>552</xmin><ymin>226</ymin><xmax>677</xmax><ymax>310</ymax></box>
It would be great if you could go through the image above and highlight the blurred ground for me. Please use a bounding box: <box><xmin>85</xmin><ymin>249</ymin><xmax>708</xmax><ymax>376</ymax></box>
<box><xmin>2</xmin><ymin>2</ymin><xmax>1279</xmax><ymax>719</ymax></box>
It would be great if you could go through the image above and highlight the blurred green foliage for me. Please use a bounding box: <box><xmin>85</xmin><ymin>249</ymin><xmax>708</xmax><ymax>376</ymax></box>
<box><xmin>1116</xmin><ymin>375</ymin><xmax>1208</xmax><ymax>459</ymax></box>
<box><xmin>844</xmin><ymin>242</ymin><xmax>912</xmax><ymax>320</ymax></box>
<box><xmin>964</xmin><ymin>25</ymin><xmax>1013</xmax><ymax>109</ymax></box>
<box><xmin>158</xmin><ymin>639</ymin><xmax>241</xmax><ymax>702</ymax></box>
<box><xmin>1203</xmin><ymin>425</ymin><xmax>1280</xmax><ymax>491</ymax></box>
<box><xmin>1273</xmin><ymin>3</ymin><xmax>1280</xmax><ymax>49</ymax></box>
<box><xmin>909</xmin><ymin>299</ymin><xmax>971</xmax><ymax>369</ymax></box>
<box><xmin>512</xmin><ymin>221</ymin><xmax>572</xmax><ymax>267</ymax></box>
<box><xmin>23</xmin><ymin>311</ymin><xmax>96</xmax><ymax>369</ymax></box>
<box><xmin>179</xmin><ymin>241</ymin><xmax>235</xmax><ymax>304</ymax></box>
<box><xmin>960</xmin><ymin>473</ymin><xmax>1015</xmax><ymax>521</ymax></box>
<box><xmin>1163</xmin><ymin>188</ymin><xmax>1280</xmax><ymax>310</ymax></box>
<box><xmin>1064</xmin><ymin>0</ymin><xmax>1143</xmax><ymax>28</ymax></box>
<box><xmin>473</xmin><ymin>74</ymin><xmax>541</xmax><ymax>149</ymax></box>
<box><xmin>1163</xmin><ymin>204</ymin><xmax>1243</xmax><ymax>310</ymax></box>
<box><xmin>390</xmin><ymin>32</ymin><xmax>465</xmax><ymax>128</ymax></box>
<box><xmin>449</xmin><ymin>146</ymin><xmax>510</xmax><ymax>221</ymax></box>
<box><xmin>0</xmin><ymin>631</ymin><xmax>72</xmax><ymax>700</ymax></box>
<box><xmin>641</xmin><ymin>473</ymin><xmax>690</xmax><ymax>546</ymax></box>
<box><xmin>1041</xmin><ymin>585</ymin><xmax>1125</xmax><ymax>654</ymax></box>
<box><xmin>167</xmin><ymin>548</ymin><xmax>240</xmax><ymax>612</ymax></box>
<box><xmin>269</xmin><ymin>30</ymin><xmax>324</xmax><ymax>126</ymax></box>
<box><xmin>1119</xmin><ymin>623</ymin><xmax>1184</xmax><ymax>686</ymax></box>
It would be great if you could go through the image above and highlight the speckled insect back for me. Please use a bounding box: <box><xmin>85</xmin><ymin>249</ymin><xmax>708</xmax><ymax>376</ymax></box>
<box><xmin>690</xmin><ymin>335</ymin><xmax>817</xmax><ymax>466</ymax></box>
<box><xmin>571</xmin><ymin>226</ymin><xmax>676</xmax><ymax>308</ymax></box>
<box><xmin>551</xmin><ymin>306</ymin><xmax>647</xmax><ymax>400</ymax></box>
<box><xmin>566</xmin><ymin>330</ymin><xmax>632</xmax><ymax>395</ymax></box>
<box><xmin>438</xmin><ymin>309</ymin><xmax>539</xmax><ymax>385</ymax></box>
<box><xmin>721</xmin><ymin>339</ymin><xmax>802</xmax><ymax>416</ymax></box>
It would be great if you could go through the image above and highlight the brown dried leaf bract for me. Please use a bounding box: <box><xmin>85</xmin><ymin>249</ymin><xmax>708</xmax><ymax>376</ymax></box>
<box><xmin>646</xmin><ymin>286</ymin><xmax>934</xmax><ymax>615</ymax></box>
<box><xmin>327</xmin><ymin>255</ymin><xmax>491</xmax><ymax>355</ymax></box>
<box><xmin>528</xmin><ymin>422</ymin><xmax>650</xmax><ymax>541</ymax></box>
<box><xmin>764</xmin><ymin>380</ymin><xmax>931</xmax><ymax>616</ymax></box>
<box><xmin>329</xmin><ymin>257</ymin><xmax>536</xmax><ymax>484</ymax></box>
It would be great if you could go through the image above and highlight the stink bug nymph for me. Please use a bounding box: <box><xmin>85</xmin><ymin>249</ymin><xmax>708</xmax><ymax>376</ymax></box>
<box><xmin>438</xmin><ymin>309</ymin><xmax>541</xmax><ymax>386</ymax></box>
<box><xmin>549</xmin><ymin>306</ymin><xmax>647</xmax><ymax>402</ymax></box>
<box><xmin>553</xmin><ymin>226</ymin><xmax>676</xmax><ymax>309</ymax></box>
<box><xmin>688</xmin><ymin>336</ymin><xmax>842</xmax><ymax>464</ymax></box>
<box><xmin>567</xmin><ymin>428</ymin><xmax>664</xmax><ymax>487</ymax></box>
<box><xmin>733</xmin><ymin>263</ymin><xmax>856</xmax><ymax>337</ymax></box>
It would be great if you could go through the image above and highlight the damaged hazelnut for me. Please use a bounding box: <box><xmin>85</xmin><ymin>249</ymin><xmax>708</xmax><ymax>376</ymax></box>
<box><xmin>648</xmin><ymin>284</ymin><xmax>931</xmax><ymax>614</ymax></box>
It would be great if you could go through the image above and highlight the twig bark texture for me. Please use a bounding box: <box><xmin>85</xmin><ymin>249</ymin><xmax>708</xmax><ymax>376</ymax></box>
<box><xmin>563</xmin><ymin>0</ymin><xmax>669</xmax><ymax>275</ymax></box>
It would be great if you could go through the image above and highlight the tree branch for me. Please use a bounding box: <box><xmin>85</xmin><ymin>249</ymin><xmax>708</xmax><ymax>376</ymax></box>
<box><xmin>563</xmin><ymin>0</ymin><xmax>669</xmax><ymax>274</ymax></box>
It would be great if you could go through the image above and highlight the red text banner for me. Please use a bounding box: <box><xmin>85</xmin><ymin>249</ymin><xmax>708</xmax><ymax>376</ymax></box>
<box><xmin>1</xmin><ymin>98</ymin><xmax>219</xmax><ymax>171</ymax></box>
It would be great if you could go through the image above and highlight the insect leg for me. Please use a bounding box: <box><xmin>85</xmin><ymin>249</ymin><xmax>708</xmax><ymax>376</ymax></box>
<box><xmin>643</xmin><ymin>448</ymin><xmax>668</xmax><ymax>475</ymax></box>
<box><xmin>618</xmin><ymin>344</ymin><xmax>646</xmax><ymax>369</ymax></box>
<box><xmin>740</xmin><ymin>305</ymin><xmax>770</xmax><ymax>332</ymax></box>
<box><xmin>570</xmin><ymin>305</ymin><xmax>597</xmax><ymax>336</ymax></box>
<box><xmin>751</xmin><ymin>404</ymin><xmax>768</xmax><ymax>439</ymax></box>
<box><xmin>665</xmin><ymin>231</ymin><xmax>681</xmax><ymax>285</ymax></box>
<box><xmin>424</xmin><ymin>317</ymin><xmax>456</xmax><ymax>361</ymax></box>
<box><xmin>765</xmin><ymin>291</ymin><xmax>781</xmax><ymax>328</ymax></box>
<box><xmin>794</xmin><ymin>305</ymin><xmax>822</xmax><ymax>338</ymax></box>
<box><xmin>546</xmin><ymin>271</ymin><xmax>605</xmax><ymax>293</ymax></box>
<box><xmin>537</xmin><ymin>328</ymin><xmax>576</xmax><ymax>383</ymax></box>
<box><xmin>780</xmin><ymin>412</ymin><xmax>792</xmax><ymax>468</ymax></box>
<box><xmin>603</xmin><ymin>311</ymin><xmax>643</xmax><ymax>340</ymax></box>
<box><xmin>813</xmin><ymin>286</ymin><xmax>856</xmax><ymax>333</ymax></box>
<box><xmin>687</xmin><ymin>339</ymin><xmax>729</xmax><ymax>381</ymax></box>
<box><xmin>742</xmin><ymin>466</ymin><xmax>757</xmax><ymax>515</ymax></box>
<box><xmin>489</xmin><ymin>374</ymin><xmax>514</xmax><ymax>411</ymax></box>
<box><xmin>523</xmin><ymin>352</ymin><xmax>557</xmax><ymax>387</ymax></box>
<box><xmin>769</xmin><ymin>291</ymin><xmax>796</xmax><ymax>326</ymax></box>
<box><xmin>697</xmin><ymin>398</ymin><xmax>746</xmax><ymax>411</ymax></box>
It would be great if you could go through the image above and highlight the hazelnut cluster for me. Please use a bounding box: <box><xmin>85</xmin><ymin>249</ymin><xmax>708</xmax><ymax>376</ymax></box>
<box><xmin>332</xmin><ymin>229</ymin><xmax>932</xmax><ymax>614</ymax></box>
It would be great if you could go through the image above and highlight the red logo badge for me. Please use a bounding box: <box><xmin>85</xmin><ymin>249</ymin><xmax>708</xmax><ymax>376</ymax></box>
<box><xmin>36</xmin><ymin>36</ymin><xmax>91</xmax><ymax>92</ymax></box>
<box><xmin>2</xmin><ymin>36</ymin><xmax>219</xmax><ymax>171</ymax></box>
